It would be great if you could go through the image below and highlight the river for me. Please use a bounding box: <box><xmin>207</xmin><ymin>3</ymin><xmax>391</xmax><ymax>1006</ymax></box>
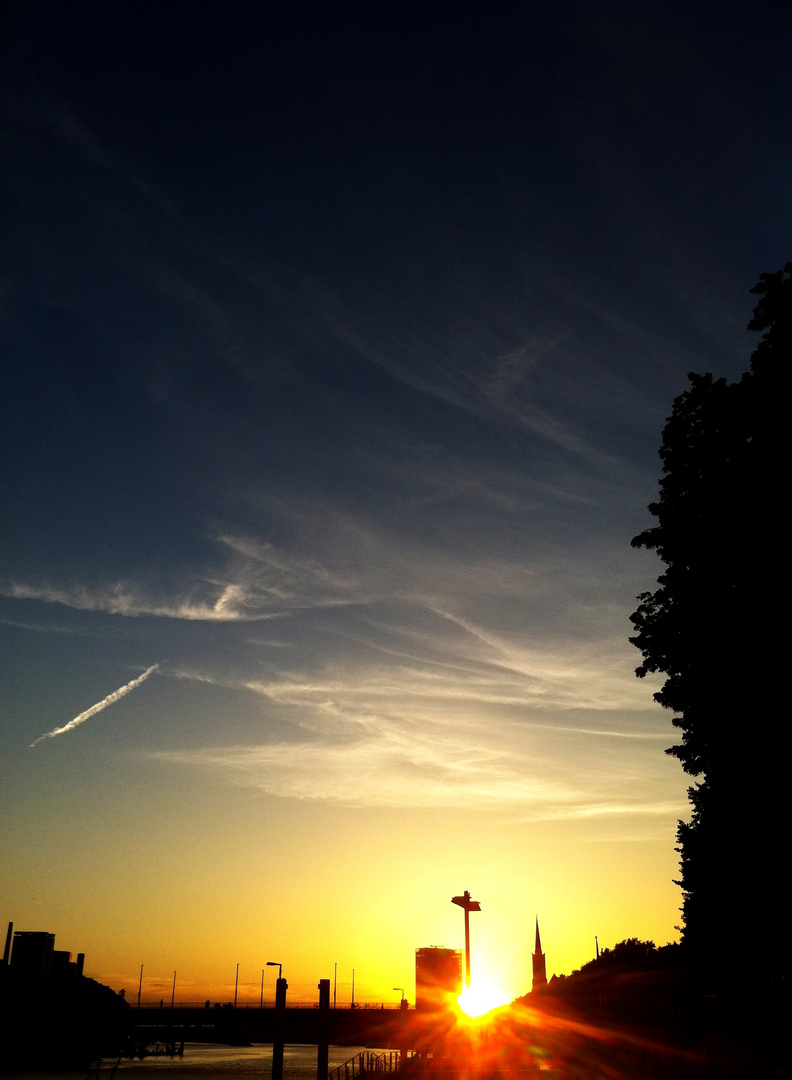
<box><xmin>1</xmin><ymin>1043</ymin><xmax>382</xmax><ymax>1080</ymax></box>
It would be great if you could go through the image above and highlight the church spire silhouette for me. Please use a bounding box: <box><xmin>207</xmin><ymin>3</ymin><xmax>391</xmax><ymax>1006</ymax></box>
<box><xmin>532</xmin><ymin>917</ymin><xmax>547</xmax><ymax>992</ymax></box>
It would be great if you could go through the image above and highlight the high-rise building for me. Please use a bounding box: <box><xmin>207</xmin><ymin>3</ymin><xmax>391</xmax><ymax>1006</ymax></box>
<box><xmin>10</xmin><ymin>931</ymin><xmax>55</xmax><ymax>977</ymax></box>
<box><xmin>532</xmin><ymin>918</ymin><xmax>547</xmax><ymax>992</ymax></box>
<box><xmin>6</xmin><ymin>929</ymin><xmax>84</xmax><ymax>977</ymax></box>
<box><xmin>415</xmin><ymin>946</ymin><xmax>462</xmax><ymax>1011</ymax></box>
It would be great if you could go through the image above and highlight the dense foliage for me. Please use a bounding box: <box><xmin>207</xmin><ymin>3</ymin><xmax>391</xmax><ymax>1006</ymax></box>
<box><xmin>630</xmin><ymin>264</ymin><xmax>788</xmax><ymax>982</ymax></box>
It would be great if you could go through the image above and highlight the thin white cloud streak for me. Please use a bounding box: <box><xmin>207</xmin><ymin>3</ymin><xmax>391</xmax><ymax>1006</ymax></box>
<box><xmin>1</xmin><ymin>583</ymin><xmax>265</xmax><ymax>617</ymax></box>
<box><xmin>319</xmin><ymin>608</ymin><xmax>660</xmax><ymax>714</ymax></box>
<box><xmin>243</xmin><ymin>645</ymin><xmax>653</xmax><ymax>715</ymax></box>
<box><xmin>0</xmin><ymin>616</ymin><xmax>87</xmax><ymax>636</ymax></box>
<box><xmin>1</xmin><ymin>420</ymin><xmax>655</xmax><ymax>631</ymax></box>
<box><xmin>328</xmin><ymin>317</ymin><xmax>610</xmax><ymax>462</ymax></box>
<box><xmin>324</xmin><ymin>295</ymin><xmax>648</xmax><ymax>476</ymax></box>
<box><xmin>1</xmin><ymin>536</ymin><xmax>362</xmax><ymax>621</ymax></box>
<box><xmin>1</xmin><ymin>582</ymin><xmax>292</xmax><ymax>621</ymax></box>
<box><xmin>30</xmin><ymin>665</ymin><xmax>159</xmax><ymax>747</ymax></box>
<box><xmin>151</xmin><ymin>738</ymin><xmax>576</xmax><ymax>810</ymax></box>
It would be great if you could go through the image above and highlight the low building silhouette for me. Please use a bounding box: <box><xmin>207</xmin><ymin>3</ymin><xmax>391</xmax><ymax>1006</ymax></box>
<box><xmin>1</xmin><ymin>922</ymin><xmax>126</xmax><ymax>1070</ymax></box>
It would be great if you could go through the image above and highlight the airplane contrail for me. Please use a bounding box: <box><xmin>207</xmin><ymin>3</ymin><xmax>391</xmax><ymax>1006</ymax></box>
<box><xmin>30</xmin><ymin>664</ymin><xmax>160</xmax><ymax>747</ymax></box>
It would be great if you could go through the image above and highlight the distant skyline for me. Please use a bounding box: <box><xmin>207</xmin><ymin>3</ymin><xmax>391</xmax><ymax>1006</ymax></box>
<box><xmin>1</xmin><ymin>2</ymin><xmax>789</xmax><ymax>1003</ymax></box>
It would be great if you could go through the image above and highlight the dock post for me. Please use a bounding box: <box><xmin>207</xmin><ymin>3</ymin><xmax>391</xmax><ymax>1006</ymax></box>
<box><xmin>272</xmin><ymin>977</ymin><xmax>288</xmax><ymax>1080</ymax></box>
<box><xmin>317</xmin><ymin>978</ymin><xmax>330</xmax><ymax>1080</ymax></box>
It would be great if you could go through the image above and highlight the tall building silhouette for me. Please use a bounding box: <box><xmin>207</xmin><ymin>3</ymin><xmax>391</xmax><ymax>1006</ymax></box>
<box><xmin>6</xmin><ymin>928</ymin><xmax>84</xmax><ymax>977</ymax></box>
<box><xmin>531</xmin><ymin>918</ymin><xmax>547</xmax><ymax>992</ymax></box>
<box><xmin>415</xmin><ymin>947</ymin><xmax>462</xmax><ymax>1011</ymax></box>
<box><xmin>9</xmin><ymin>931</ymin><xmax>55</xmax><ymax>976</ymax></box>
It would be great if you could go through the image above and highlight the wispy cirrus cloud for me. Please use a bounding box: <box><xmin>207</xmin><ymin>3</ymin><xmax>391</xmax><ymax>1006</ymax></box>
<box><xmin>151</xmin><ymin>722</ymin><xmax>679</xmax><ymax>815</ymax></box>
<box><xmin>154</xmin><ymin>612</ymin><xmax>676</xmax><ymax>816</ymax></box>
<box><xmin>5</xmin><ymin>499</ymin><xmax>668</xmax><ymax>814</ymax></box>
<box><xmin>2</xmin><ymin>581</ymin><xmax>267</xmax><ymax>621</ymax></box>
<box><xmin>151</xmin><ymin>735</ymin><xmax>578</xmax><ymax>811</ymax></box>
<box><xmin>1</xmin><ymin>529</ymin><xmax>367</xmax><ymax>622</ymax></box>
<box><xmin>0</xmin><ymin>556</ymin><xmax>355</xmax><ymax>622</ymax></box>
<box><xmin>0</xmin><ymin>525</ymin><xmax>633</xmax><ymax>630</ymax></box>
<box><xmin>327</xmin><ymin>315</ymin><xmax>607</xmax><ymax>463</ymax></box>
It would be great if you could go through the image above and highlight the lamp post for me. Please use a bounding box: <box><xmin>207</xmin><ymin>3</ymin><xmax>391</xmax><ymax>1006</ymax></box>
<box><xmin>137</xmin><ymin>964</ymin><xmax>144</xmax><ymax>1008</ymax></box>
<box><xmin>171</xmin><ymin>971</ymin><xmax>176</xmax><ymax>1009</ymax></box>
<box><xmin>260</xmin><ymin>969</ymin><xmax>265</xmax><ymax>1008</ymax></box>
<box><xmin>234</xmin><ymin>963</ymin><xmax>239</xmax><ymax>1008</ymax></box>
<box><xmin>393</xmin><ymin>987</ymin><xmax>405</xmax><ymax>1002</ymax></box>
<box><xmin>451</xmin><ymin>890</ymin><xmax>481</xmax><ymax>989</ymax></box>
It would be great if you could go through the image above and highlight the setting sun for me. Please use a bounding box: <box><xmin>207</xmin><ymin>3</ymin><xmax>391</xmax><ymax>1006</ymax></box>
<box><xmin>457</xmin><ymin>974</ymin><xmax>510</xmax><ymax>1018</ymax></box>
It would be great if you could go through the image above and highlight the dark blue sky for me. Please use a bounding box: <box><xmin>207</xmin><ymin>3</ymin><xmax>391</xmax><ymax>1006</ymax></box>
<box><xmin>1</xmin><ymin>0</ymin><xmax>789</xmax><ymax>996</ymax></box>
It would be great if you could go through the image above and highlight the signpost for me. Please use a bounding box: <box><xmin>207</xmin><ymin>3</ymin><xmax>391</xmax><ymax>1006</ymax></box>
<box><xmin>451</xmin><ymin>891</ymin><xmax>481</xmax><ymax>989</ymax></box>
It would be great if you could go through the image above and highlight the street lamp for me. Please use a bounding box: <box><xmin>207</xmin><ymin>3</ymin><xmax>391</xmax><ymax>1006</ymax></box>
<box><xmin>266</xmin><ymin>960</ymin><xmax>282</xmax><ymax>980</ymax></box>
<box><xmin>393</xmin><ymin>987</ymin><xmax>405</xmax><ymax>1002</ymax></box>
<box><xmin>234</xmin><ymin>962</ymin><xmax>239</xmax><ymax>1008</ymax></box>
<box><xmin>451</xmin><ymin>890</ymin><xmax>481</xmax><ymax>989</ymax></box>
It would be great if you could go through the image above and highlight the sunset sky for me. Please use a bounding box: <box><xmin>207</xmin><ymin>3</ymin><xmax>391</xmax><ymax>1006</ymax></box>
<box><xmin>1</xmin><ymin>2</ymin><xmax>789</xmax><ymax>1005</ymax></box>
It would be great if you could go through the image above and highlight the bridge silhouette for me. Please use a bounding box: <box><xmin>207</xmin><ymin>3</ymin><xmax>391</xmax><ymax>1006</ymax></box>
<box><xmin>127</xmin><ymin>1004</ymin><xmax>416</xmax><ymax>1049</ymax></box>
<box><xmin>125</xmin><ymin>1005</ymin><xmax>546</xmax><ymax>1080</ymax></box>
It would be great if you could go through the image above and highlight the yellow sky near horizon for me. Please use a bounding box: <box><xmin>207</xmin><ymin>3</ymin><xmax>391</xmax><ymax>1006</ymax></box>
<box><xmin>4</xmin><ymin>778</ymin><xmax>685</xmax><ymax>1005</ymax></box>
<box><xmin>2</xmin><ymin>606</ymin><xmax>688</xmax><ymax>1008</ymax></box>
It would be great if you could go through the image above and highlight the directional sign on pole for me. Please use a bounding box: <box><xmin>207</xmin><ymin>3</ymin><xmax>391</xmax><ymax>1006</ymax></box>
<box><xmin>451</xmin><ymin>890</ymin><xmax>481</xmax><ymax>988</ymax></box>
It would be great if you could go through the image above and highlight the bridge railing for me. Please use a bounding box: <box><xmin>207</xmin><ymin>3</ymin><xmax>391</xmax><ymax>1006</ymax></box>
<box><xmin>132</xmin><ymin>1001</ymin><xmax>406</xmax><ymax>1010</ymax></box>
<box><xmin>329</xmin><ymin>1050</ymin><xmax>414</xmax><ymax>1080</ymax></box>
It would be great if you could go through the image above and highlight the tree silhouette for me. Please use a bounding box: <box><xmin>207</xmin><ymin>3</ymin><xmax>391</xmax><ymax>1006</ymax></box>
<box><xmin>630</xmin><ymin>264</ymin><xmax>789</xmax><ymax>985</ymax></box>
